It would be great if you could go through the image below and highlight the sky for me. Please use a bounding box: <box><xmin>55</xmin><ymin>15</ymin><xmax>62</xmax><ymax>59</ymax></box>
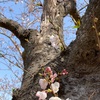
<box><xmin>0</xmin><ymin>0</ymin><xmax>89</xmax><ymax>100</ymax></box>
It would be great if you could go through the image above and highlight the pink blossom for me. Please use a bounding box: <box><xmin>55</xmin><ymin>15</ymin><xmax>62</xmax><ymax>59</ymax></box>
<box><xmin>39</xmin><ymin>79</ymin><xmax>48</xmax><ymax>89</ymax></box>
<box><xmin>50</xmin><ymin>73</ymin><xmax>57</xmax><ymax>82</ymax></box>
<box><xmin>61</xmin><ymin>69</ymin><xmax>68</xmax><ymax>75</ymax></box>
<box><xmin>49</xmin><ymin>35</ymin><xmax>58</xmax><ymax>49</ymax></box>
<box><xmin>49</xmin><ymin>97</ymin><xmax>62</xmax><ymax>100</ymax></box>
<box><xmin>45</xmin><ymin>67</ymin><xmax>53</xmax><ymax>74</ymax></box>
<box><xmin>51</xmin><ymin>78</ymin><xmax>55</xmax><ymax>83</ymax></box>
<box><xmin>36</xmin><ymin>91</ymin><xmax>47</xmax><ymax>100</ymax></box>
<box><xmin>51</xmin><ymin>82</ymin><xmax>60</xmax><ymax>93</ymax></box>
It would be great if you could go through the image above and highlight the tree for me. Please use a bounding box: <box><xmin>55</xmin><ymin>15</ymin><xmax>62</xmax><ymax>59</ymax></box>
<box><xmin>0</xmin><ymin>0</ymin><xmax>100</xmax><ymax>100</ymax></box>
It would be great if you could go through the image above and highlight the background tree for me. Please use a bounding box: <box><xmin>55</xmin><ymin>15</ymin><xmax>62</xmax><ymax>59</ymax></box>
<box><xmin>0</xmin><ymin>0</ymin><xmax>100</xmax><ymax>100</ymax></box>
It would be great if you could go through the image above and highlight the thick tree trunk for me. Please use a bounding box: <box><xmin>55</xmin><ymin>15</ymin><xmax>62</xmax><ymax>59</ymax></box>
<box><xmin>13</xmin><ymin>0</ymin><xmax>100</xmax><ymax>100</ymax></box>
<box><xmin>17</xmin><ymin>0</ymin><xmax>100</xmax><ymax>99</ymax></box>
<box><xmin>0</xmin><ymin>0</ymin><xmax>100</xmax><ymax>100</ymax></box>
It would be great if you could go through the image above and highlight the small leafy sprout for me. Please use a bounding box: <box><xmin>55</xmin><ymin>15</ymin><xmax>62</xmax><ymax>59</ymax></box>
<box><xmin>73</xmin><ymin>19</ymin><xmax>81</xmax><ymax>29</ymax></box>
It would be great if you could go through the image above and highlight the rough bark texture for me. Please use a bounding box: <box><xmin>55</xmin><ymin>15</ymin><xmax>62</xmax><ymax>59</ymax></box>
<box><xmin>0</xmin><ymin>0</ymin><xmax>100</xmax><ymax>100</ymax></box>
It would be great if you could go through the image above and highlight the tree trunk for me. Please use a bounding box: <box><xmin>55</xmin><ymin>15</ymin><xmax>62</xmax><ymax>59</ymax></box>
<box><xmin>0</xmin><ymin>0</ymin><xmax>100</xmax><ymax>100</ymax></box>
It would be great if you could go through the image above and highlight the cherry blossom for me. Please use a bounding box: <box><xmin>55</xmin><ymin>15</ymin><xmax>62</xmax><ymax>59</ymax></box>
<box><xmin>36</xmin><ymin>67</ymin><xmax>69</xmax><ymax>99</ymax></box>
<box><xmin>49</xmin><ymin>97</ymin><xmax>62</xmax><ymax>100</ymax></box>
<box><xmin>49</xmin><ymin>35</ymin><xmax>58</xmax><ymax>49</ymax></box>
<box><xmin>45</xmin><ymin>67</ymin><xmax>53</xmax><ymax>75</ymax></box>
<box><xmin>36</xmin><ymin>91</ymin><xmax>47</xmax><ymax>100</ymax></box>
<box><xmin>39</xmin><ymin>79</ymin><xmax>48</xmax><ymax>90</ymax></box>
<box><xmin>51</xmin><ymin>82</ymin><xmax>60</xmax><ymax>93</ymax></box>
<box><xmin>61</xmin><ymin>69</ymin><xmax>68</xmax><ymax>75</ymax></box>
<box><xmin>50</xmin><ymin>73</ymin><xmax>57</xmax><ymax>82</ymax></box>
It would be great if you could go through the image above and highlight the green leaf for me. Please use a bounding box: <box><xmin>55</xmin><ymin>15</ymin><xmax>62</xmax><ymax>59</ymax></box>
<box><xmin>73</xmin><ymin>25</ymin><xmax>80</xmax><ymax>29</ymax></box>
<box><xmin>73</xmin><ymin>19</ymin><xmax>81</xmax><ymax>29</ymax></box>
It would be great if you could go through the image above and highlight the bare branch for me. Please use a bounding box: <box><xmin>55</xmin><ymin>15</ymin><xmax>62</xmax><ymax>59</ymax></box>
<box><xmin>0</xmin><ymin>17</ymin><xmax>26</xmax><ymax>40</ymax></box>
<box><xmin>78</xmin><ymin>4</ymin><xmax>88</xmax><ymax>12</ymax></box>
<box><xmin>0</xmin><ymin>53</ymin><xmax>34</xmax><ymax>78</ymax></box>
<box><xmin>0</xmin><ymin>61</ymin><xmax>22</xmax><ymax>82</ymax></box>
<box><xmin>1</xmin><ymin>32</ymin><xmax>22</xmax><ymax>56</ymax></box>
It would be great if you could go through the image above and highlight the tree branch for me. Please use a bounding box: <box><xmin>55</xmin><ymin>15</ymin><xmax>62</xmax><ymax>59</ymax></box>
<box><xmin>0</xmin><ymin>17</ymin><xmax>26</xmax><ymax>40</ymax></box>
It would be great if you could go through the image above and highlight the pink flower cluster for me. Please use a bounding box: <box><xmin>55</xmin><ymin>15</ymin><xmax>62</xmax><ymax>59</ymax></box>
<box><xmin>36</xmin><ymin>67</ymin><xmax>68</xmax><ymax>100</ymax></box>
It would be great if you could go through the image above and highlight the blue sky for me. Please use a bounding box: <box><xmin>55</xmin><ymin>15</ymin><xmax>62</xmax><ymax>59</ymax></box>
<box><xmin>0</xmin><ymin>1</ymin><xmax>24</xmax><ymax>99</ymax></box>
<box><xmin>0</xmin><ymin>0</ymin><xmax>89</xmax><ymax>99</ymax></box>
